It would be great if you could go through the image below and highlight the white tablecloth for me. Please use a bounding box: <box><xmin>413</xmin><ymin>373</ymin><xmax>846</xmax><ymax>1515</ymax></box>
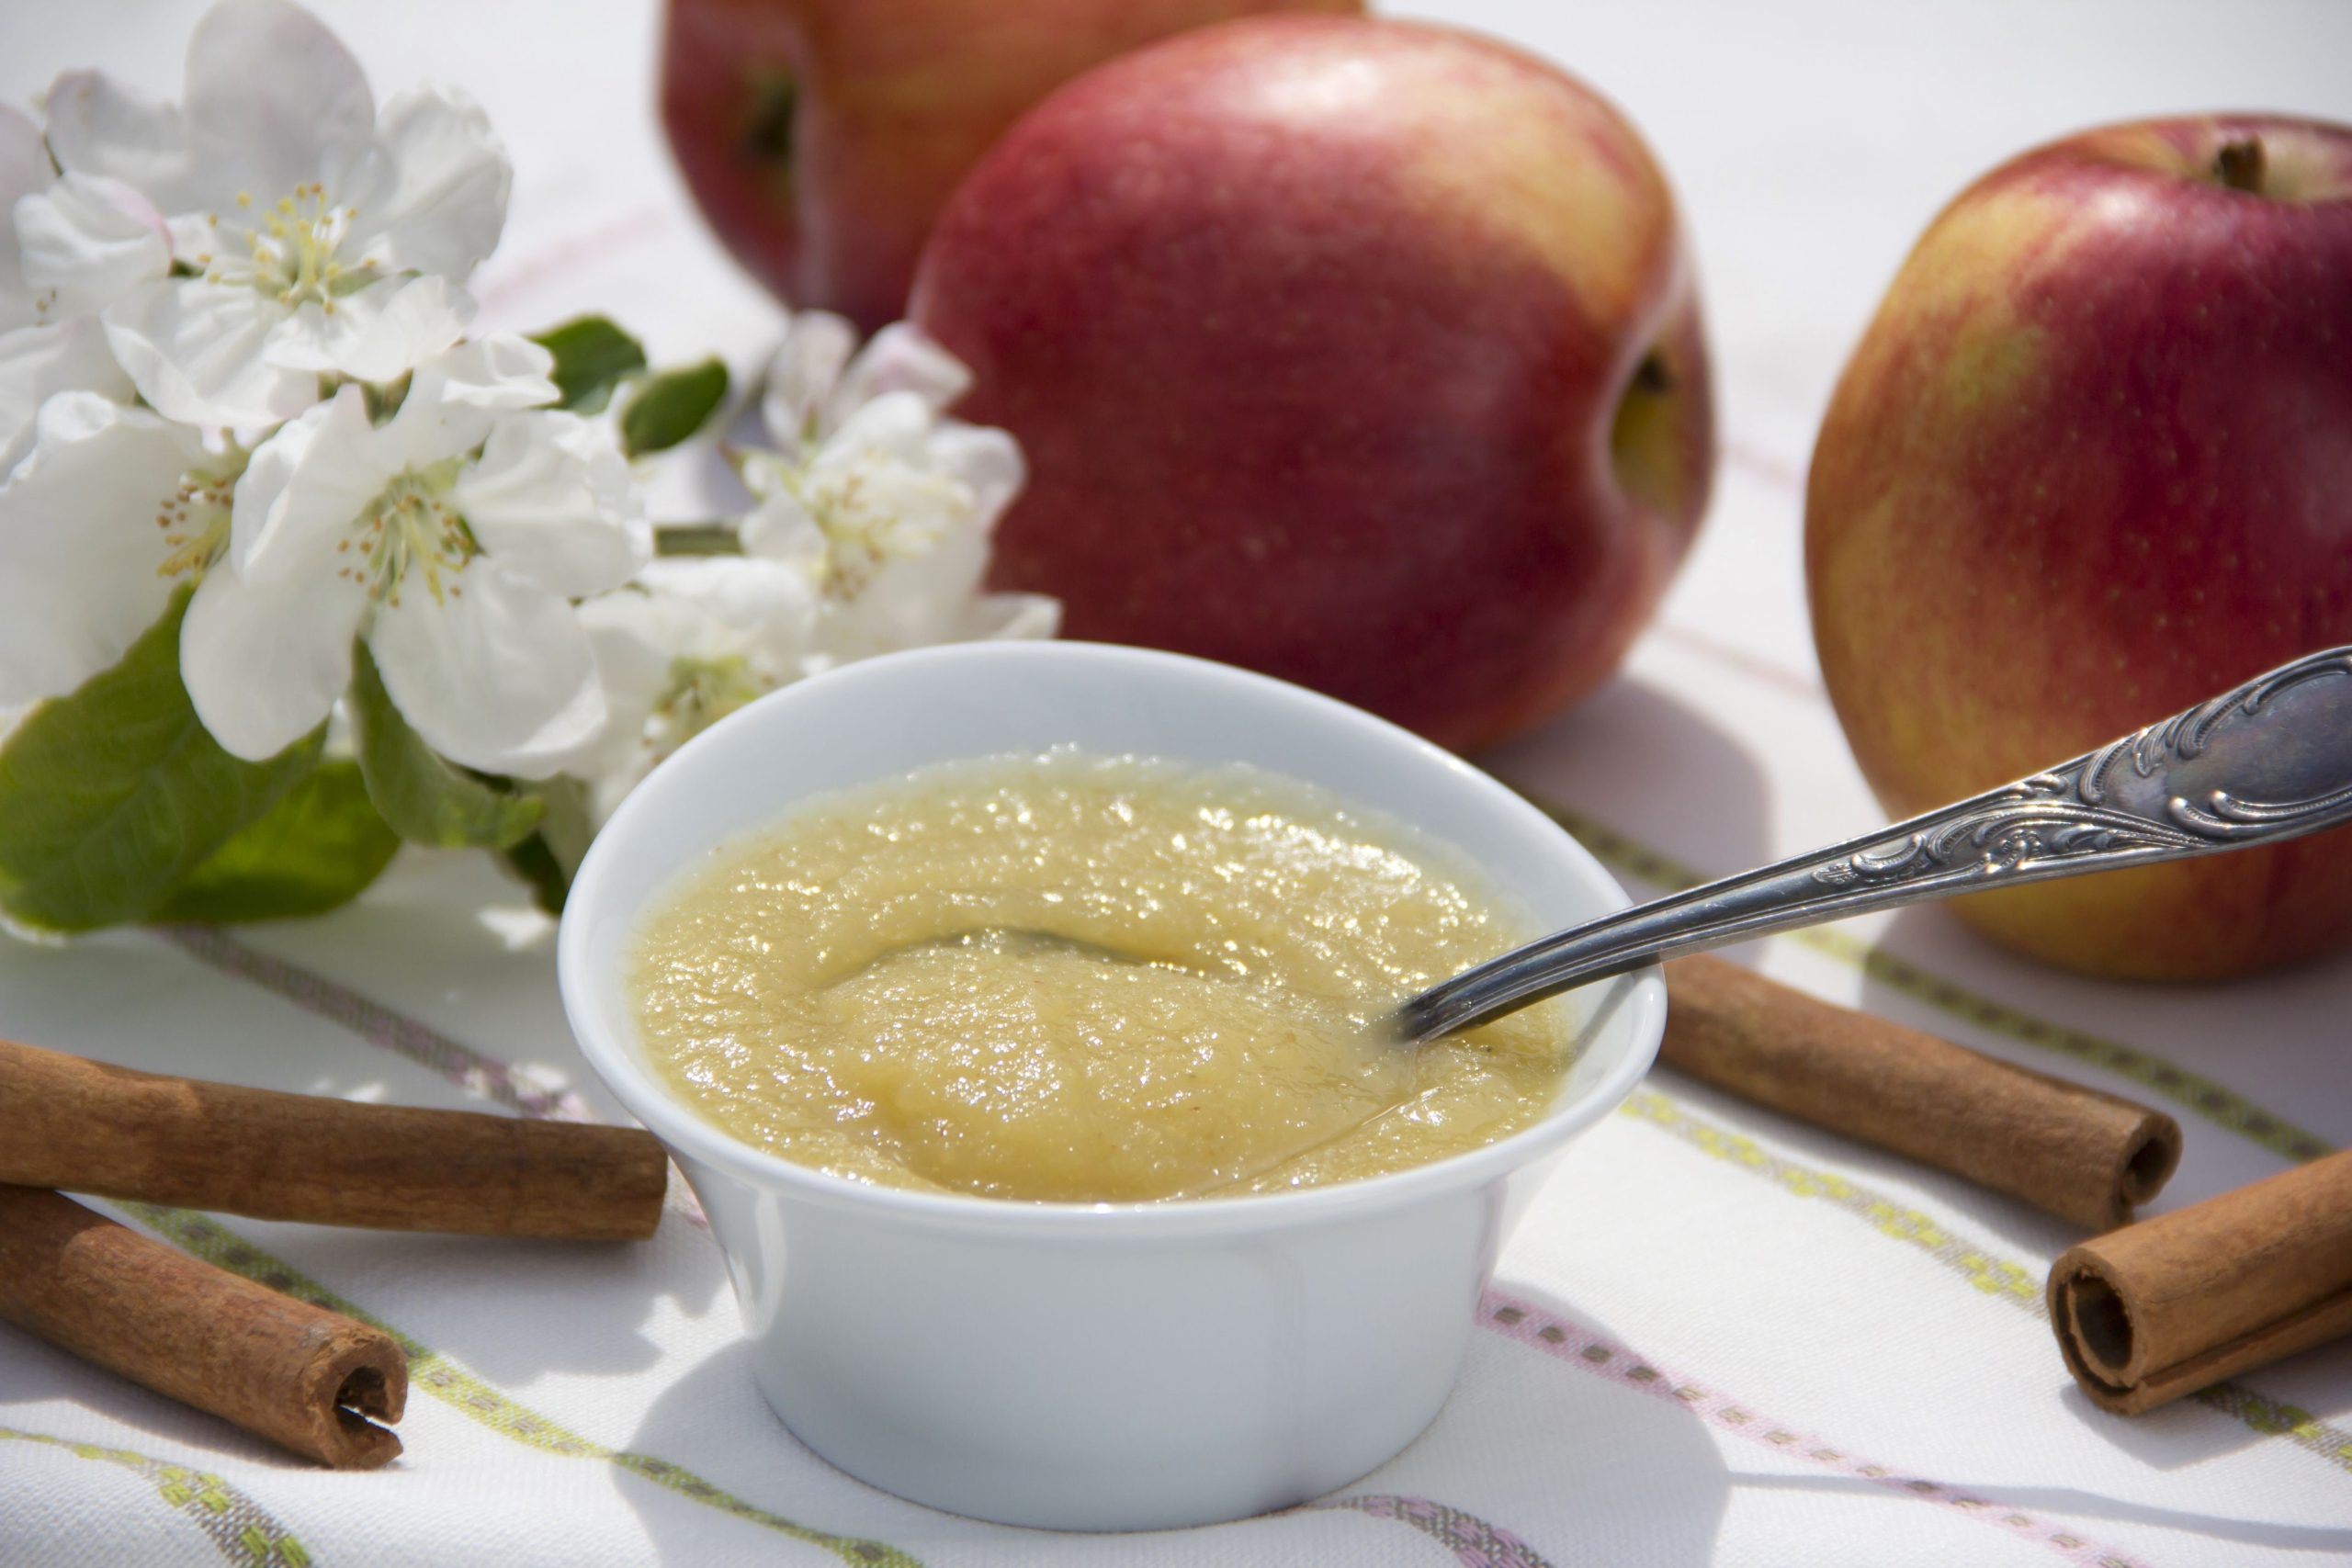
<box><xmin>4</xmin><ymin>3</ymin><xmax>2349</xmax><ymax>1563</ymax></box>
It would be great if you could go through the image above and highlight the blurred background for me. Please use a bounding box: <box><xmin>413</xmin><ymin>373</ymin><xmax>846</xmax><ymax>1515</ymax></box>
<box><xmin>6</xmin><ymin>0</ymin><xmax>2346</xmax><ymax>682</ymax></box>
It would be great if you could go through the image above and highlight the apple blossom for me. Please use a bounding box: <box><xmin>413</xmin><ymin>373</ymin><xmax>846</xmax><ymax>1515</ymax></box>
<box><xmin>574</xmin><ymin>556</ymin><xmax>820</xmax><ymax>822</ymax></box>
<box><xmin>0</xmin><ymin>107</ymin><xmax>155</xmax><ymax>474</ymax></box>
<box><xmin>740</xmin><ymin>311</ymin><xmax>1056</xmax><ymax>656</ymax></box>
<box><xmin>181</xmin><ymin>335</ymin><xmax>649</xmax><ymax>776</ymax></box>
<box><xmin>0</xmin><ymin>392</ymin><xmax>218</xmax><ymax>707</ymax></box>
<box><xmin>42</xmin><ymin>0</ymin><xmax>508</xmax><ymax>429</ymax></box>
<box><xmin>560</xmin><ymin>316</ymin><xmax>1052</xmax><ymax>821</ymax></box>
<box><xmin>760</xmin><ymin>313</ymin><xmax>973</xmax><ymax>447</ymax></box>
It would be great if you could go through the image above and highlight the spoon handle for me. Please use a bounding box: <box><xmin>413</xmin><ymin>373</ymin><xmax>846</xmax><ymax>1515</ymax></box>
<box><xmin>1398</xmin><ymin>645</ymin><xmax>2352</xmax><ymax>1042</ymax></box>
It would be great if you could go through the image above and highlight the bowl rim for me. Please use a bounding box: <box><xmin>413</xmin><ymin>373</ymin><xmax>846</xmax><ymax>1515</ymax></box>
<box><xmin>558</xmin><ymin>639</ymin><xmax>1666</xmax><ymax>1239</ymax></box>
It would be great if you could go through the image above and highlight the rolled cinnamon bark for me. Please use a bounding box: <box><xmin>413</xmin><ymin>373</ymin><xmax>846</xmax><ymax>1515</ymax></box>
<box><xmin>2050</xmin><ymin>1149</ymin><xmax>2352</xmax><ymax>1414</ymax></box>
<box><xmin>1660</xmin><ymin>956</ymin><xmax>2181</xmax><ymax>1230</ymax></box>
<box><xmin>0</xmin><ymin>1185</ymin><xmax>406</xmax><ymax>1467</ymax></box>
<box><xmin>0</xmin><ymin>1038</ymin><xmax>666</xmax><ymax>1240</ymax></box>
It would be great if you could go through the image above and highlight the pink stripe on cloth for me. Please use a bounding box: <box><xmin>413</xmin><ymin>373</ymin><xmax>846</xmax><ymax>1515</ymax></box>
<box><xmin>1304</xmin><ymin>1494</ymin><xmax>1556</xmax><ymax>1568</ymax></box>
<box><xmin>1724</xmin><ymin>438</ymin><xmax>1804</xmax><ymax>493</ymax></box>
<box><xmin>1480</xmin><ymin>1289</ymin><xmax>2152</xmax><ymax>1568</ymax></box>
<box><xmin>1652</xmin><ymin>623</ymin><xmax>1826</xmax><ymax>700</ymax></box>
<box><xmin>155</xmin><ymin>926</ymin><xmax>597</xmax><ymax>1122</ymax></box>
<box><xmin>471</xmin><ymin>206</ymin><xmax>673</xmax><ymax>315</ymax></box>
<box><xmin>154</xmin><ymin>925</ymin><xmax>712</xmax><ymax>1228</ymax></box>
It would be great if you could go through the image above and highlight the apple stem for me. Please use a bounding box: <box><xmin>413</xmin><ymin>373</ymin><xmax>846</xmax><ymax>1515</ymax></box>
<box><xmin>654</xmin><ymin>522</ymin><xmax>745</xmax><ymax>558</ymax></box>
<box><xmin>743</xmin><ymin>72</ymin><xmax>799</xmax><ymax>164</ymax></box>
<box><xmin>2213</xmin><ymin>136</ymin><xmax>2266</xmax><ymax>195</ymax></box>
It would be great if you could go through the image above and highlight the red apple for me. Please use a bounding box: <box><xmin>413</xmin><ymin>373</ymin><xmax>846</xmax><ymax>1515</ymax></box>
<box><xmin>1807</xmin><ymin>115</ymin><xmax>2352</xmax><ymax>980</ymax></box>
<box><xmin>660</xmin><ymin>0</ymin><xmax>1360</xmax><ymax>334</ymax></box>
<box><xmin>910</xmin><ymin>15</ymin><xmax>1713</xmax><ymax>751</ymax></box>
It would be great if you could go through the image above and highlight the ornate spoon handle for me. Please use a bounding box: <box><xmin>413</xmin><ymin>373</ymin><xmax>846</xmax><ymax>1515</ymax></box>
<box><xmin>1396</xmin><ymin>646</ymin><xmax>2352</xmax><ymax>1043</ymax></box>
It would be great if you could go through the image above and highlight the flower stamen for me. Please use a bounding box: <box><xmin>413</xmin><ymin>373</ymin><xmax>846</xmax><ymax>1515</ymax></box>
<box><xmin>646</xmin><ymin>655</ymin><xmax>768</xmax><ymax>760</ymax></box>
<box><xmin>356</xmin><ymin>468</ymin><xmax>478</xmax><ymax>607</ymax></box>
<box><xmin>749</xmin><ymin>444</ymin><xmax>968</xmax><ymax>600</ymax></box>
<box><xmin>152</xmin><ymin>475</ymin><xmax>236</xmax><ymax>581</ymax></box>
<box><xmin>199</xmin><ymin>180</ymin><xmax>376</xmax><ymax>311</ymax></box>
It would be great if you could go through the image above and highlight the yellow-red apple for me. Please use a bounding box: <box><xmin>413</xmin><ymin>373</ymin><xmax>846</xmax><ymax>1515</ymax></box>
<box><xmin>660</xmin><ymin>0</ymin><xmax>1359</xmax><ymax>334</ymax></box>
<box><xmin>1808</xmin><ymin>114</ymin><xmax>2352</xmax><ymax>980</ymax></box>
<box><xmin>910</xmin><ymin>15</ymin><xmax>1713</xmax><ymax>751</ymax></box>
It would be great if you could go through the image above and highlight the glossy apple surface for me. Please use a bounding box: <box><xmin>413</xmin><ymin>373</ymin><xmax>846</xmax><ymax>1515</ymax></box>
<box><xmin>1808</xmin><ymin>115</ymin><xmax>2352</xmax><ymax>979</ymax></box>
<box><xmin>912</xmin><ymin>15</ymin><xmax>1713</xmax><ymax>751</ymax></box>
<box><xmin>661</xmin><ymin>0</ymin><xmax>1359</xmax><ymax>333</ymax></box>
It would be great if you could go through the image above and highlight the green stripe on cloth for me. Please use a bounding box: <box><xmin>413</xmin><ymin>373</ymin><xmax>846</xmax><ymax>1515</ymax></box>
<box><xmin>1617</xmin><ymin>1088</ymin><xmax>2352</xmax><ymax>1479</ymax></box>
<box><xmin>108</xmin><ymin>1203</ymin><xmax>918</xmax><ymax>1568</ymax></box>
<box><xmin>0</xmin><ymin>1425</ymin><xmax>311</xmax><ymax>1565</ymax></box>
<box><xmin>1619</xmin><ymin>1090</ymin><xmax>2040</xmax><ymax>1304</ymax></box>
<box><xmin>1532</xmin><ymin>795</ymin><xmax>2336</xmax><ymax>1165</ymax></box>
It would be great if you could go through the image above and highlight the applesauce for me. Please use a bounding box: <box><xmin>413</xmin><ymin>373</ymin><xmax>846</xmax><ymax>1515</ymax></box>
<box><xmin>628</xmin><ymin>751</ymin><xmax>1573</xmax><ymax>1202</ymax></box>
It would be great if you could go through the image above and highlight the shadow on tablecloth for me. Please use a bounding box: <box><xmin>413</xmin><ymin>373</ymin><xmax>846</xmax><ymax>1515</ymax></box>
<box><xmin>1735</xmin><ymin>1465</ymin><xmax>2352</xmax><ymax>1556</ymax></box>
<box><xmin>612</xmin><ymin>1294</ymin><xmax>1732</xmax><ymax>1565</ymax></box>
<box><xmin>1483</xmin><ymin>668</ymin><xmax>1780</xmax><ymax>897</ymax></box>
<box><xmin>266</xmin><ymin>1206</ymin><xmax>729</xmax><ymax>1386</ymax></box>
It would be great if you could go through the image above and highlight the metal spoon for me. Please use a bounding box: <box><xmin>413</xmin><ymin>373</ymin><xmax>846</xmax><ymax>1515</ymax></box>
<box><xmin>1395</xmin><ymin>645</ymin><xmax>2352</xmax><ymax>1043</ymax></box>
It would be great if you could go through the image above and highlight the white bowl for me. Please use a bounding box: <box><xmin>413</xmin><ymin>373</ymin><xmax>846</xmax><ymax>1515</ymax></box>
<box><xmin>559</xmin><ymin>641</ymin><xmax>1665</xmax><ymax>1531</ymax></box>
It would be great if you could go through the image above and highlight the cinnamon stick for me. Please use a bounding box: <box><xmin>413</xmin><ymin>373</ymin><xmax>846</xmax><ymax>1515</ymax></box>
<box><xmin>2050</xmin><ymin>1148</ymin><xmax>2352</xmax><ymax>1414</ymax></box>
<box><xmin>0</xmin><ymin>1185</ymin><xmax>406</xmax><ymax>1467</ymax></box>
<box><xmin>1660</xmin><ymin>956</ymin><xmax>2181</xmax><ymax>1230</ymax></box>
<box><xmin>0</xmin><ymin>1038</ymin><xmax>666</xmax><ymax>1240</ymax></box>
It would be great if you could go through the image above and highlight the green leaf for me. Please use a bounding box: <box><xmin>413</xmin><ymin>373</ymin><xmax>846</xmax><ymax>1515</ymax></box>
<box><xmin>499</xmin><ymin>831</ymin><xmax>571</xmax><ymax>917</ymax></box>
<box><xmin>497</xmin><ymin>774</ymin><xmax>598</xmax><ymax>916</ymax></box>
<box><xmin>0</xmin><ymin>587</ymin><xmax>322</xmax><ymax>932</ymax></box>
<box><xmin>350</xmin><ymin>642</ymin><xmax>545</xmax><ymax>849</ymax></box>
<box><xmin>528</xmin><ymin>315</ymin><xmax>648</xmax><ymax>414</ymax></box>
<box><xmin>652</xmin><ymin>522</ymin><xmax>744</xmax><ymax>558</ymax></box>
<box><xmin>152</xmin><ymin>761</ymin><xmax>401</xmax><ymax>923</ymax></box>
<box><xmin>621</xmin><ymin>358</ymin><xmax>730</xmax><ymax>457</ymax></box>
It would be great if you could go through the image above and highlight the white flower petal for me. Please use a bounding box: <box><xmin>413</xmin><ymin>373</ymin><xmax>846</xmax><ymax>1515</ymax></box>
<box><xmin>164</xmin><ymin>209</ymin><xmax>216</xmax><ymax>261</ymax></box>
<box><xmin>577</xmin><ymin>587</ymin><xmax>683</xmax><ymax>730</ymax></box>
<box><xmin>447</xmin><ymin>412</ymin><xmax>649</xmax><ymax>598</ymax></box>
<box><xmin>0</xmin><ymin>317</ymin><xmax>135</xmax><ymax>475</ymax></box>
<box><xmin>965</xmin><ymin>592</ymin><xmax>1061</xmax><ymax>643</ymax></box>
<box><xmin>819</xmin><ymin>390</ymin><xmax>940</xmax><ymax>466</ymax></box>
<box><xmin>16</xmin><ymin>175</ymin><xmax>172</xmax><ymax>319</ymax></box>
<box><xmin>368</xmin><ymin>563</ymin><xmax>605</xmax><ymax>777</ymax></box>
<box><xmin>355</xmin><ymin>85</ymin><xmax>509</xmax><ymax>276</ymax></box>
<box><xmin>0</xmin><ymin>106</ymin><xmax>52</xmax><ymax>329</ymax></box>
<box><xmin>830</xmin><ymin>322</ymin><xmax>971</xmax><ymax>428</ymax></box>
<box><xmin>42</xmin><ymin>69</ymin><xmax>205</xmax><ymax>214</ymax></box>
<box><xmin>368</xmin><ymin>333</ymin><xmax>555</xmax><ymax>489</ymax></box>
<box><xmin>102</xmin><ymin>276</ymin><xmax>315</xmax><ymax>428</ymax></box>
<box><xmin>928</xmin><ymin>422</ymin><xmax>1024</xmax><ymax>527</ymax></box>
<box><xmin>762</xmin><ymin>310</ymin><xmax>857</xmax><ymax>446</ymax></box>
<box><xmin>180</xmin><ymin>552</ymin><xmax>364</xmax><ymax>761</ymax></box>
<box><xmin>0</xmin><ymin>105</ymin><xmax>46</xmax><ymax>209</ymax></box>
<box><xmin>0</xmin><ymin>393</ymin><xmax>206</xmax><ymax>705</ymax></box>
<box><xmin>637</xmin><ymin>554</ymin><xmax>820</xmax><ymax>649</ymax></box>
<box><xmin>823</xmin><ymin>525</ymin><xmax>990</xmax><ymax>659</ymax></box>
<box><xmin>180</xmin><ymin>0</ymin><xmax>376</xmax><ymax>203</ymax></box>
<box><xmin>230</xmin><ymin>384</ymin><xmax>385</xmax><ymax>580</ymax></box>
<box><xmin>574</xmin><ymin>556</ymin><xmax>819</xmax><ymax>819</ymax></box>
<box><xmin>263</xmin><ymin>271</ymin><xmax>471</xmax><ymax>380</ymax></box>
<box><xmin>737</xmin><ymin>487</ymin><xmax>825</xmax><ymax>576</ymax></box>
<box><xmin>571</xmin><ymin>596</ymin><xmax>678</xmax><ymax>822</ymax></box>
<box><xmin>407</xmin><ymin>332</ymin><xmax>557</xmax><ymax>414</ymax></box>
